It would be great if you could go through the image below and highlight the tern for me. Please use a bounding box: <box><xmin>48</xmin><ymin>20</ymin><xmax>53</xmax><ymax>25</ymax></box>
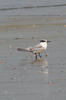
<box><xmin>17</xmin><ymin>39</ymin><xmax>50</xmax><ymax>59</ymax></box>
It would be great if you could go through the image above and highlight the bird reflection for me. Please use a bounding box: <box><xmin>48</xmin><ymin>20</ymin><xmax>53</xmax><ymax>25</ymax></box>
<box><xmin>31</xmin><ymin>58</ymin><xmax>48</xmax><ymax>74</ymax></box>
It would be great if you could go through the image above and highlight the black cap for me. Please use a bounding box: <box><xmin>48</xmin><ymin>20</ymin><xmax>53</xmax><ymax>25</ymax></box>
<box><xmin>40</xmin><ymin>39</ymin><xmax>47</xmax><ymax>42</ymax></box>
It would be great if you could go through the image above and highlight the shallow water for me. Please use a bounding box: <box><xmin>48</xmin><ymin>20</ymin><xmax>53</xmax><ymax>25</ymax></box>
<box><xmin>0</xmin><ymin>15</ymin><xmax>66</xmax><ymax>100</ymax></box>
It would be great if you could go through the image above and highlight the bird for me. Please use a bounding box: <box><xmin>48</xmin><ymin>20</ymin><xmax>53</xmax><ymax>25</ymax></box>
<box><xmin>17</xmin><ymin>39</ymin><xmax>50</xmax><ymax>59</ymax></box>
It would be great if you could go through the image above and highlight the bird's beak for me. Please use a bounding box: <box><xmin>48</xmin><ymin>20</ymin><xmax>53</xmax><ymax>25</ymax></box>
<box><xmin>47</xmin><ymin>40</ymin><xmax>51</xmax><ymax>43</ymax></box>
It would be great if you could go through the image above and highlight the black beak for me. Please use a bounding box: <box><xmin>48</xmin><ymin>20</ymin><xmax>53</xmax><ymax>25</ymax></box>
<box><xmin>47</xmin><ymin>40</ymin><xmax>51</xmax><ymax>43</ymax></box>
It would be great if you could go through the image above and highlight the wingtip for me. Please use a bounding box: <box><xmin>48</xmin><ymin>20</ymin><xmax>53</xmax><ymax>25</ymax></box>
<box><xmin>17</xmin><ymin>48</ymin><xmax>24</xmax><ymax>51</ymax></box>
<box><xmin>17</xmin><ymin>48</ymin><xmax>21</xmax><ymax>51</ymax></box>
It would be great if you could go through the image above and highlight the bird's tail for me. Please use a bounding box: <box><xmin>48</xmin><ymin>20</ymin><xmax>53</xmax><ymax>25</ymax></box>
<box><xmin>17</xmin><ymin>48</ymin><xmax>28</xmax><ymax>51</ymax></box>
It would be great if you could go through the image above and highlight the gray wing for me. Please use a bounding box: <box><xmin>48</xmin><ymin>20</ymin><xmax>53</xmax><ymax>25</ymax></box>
<box><xmin>28</xmin><ymin>44</ymin><xmax>45</xmax><ymax>54</ymax></box>
<box><xmin>17</xmin><ymin>44</ymin><xmax>45</xmax><ymax>53</ymax></box>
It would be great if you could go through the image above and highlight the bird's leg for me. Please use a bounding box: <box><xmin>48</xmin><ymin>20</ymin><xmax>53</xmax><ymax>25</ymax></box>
<box><xmin>35</xmin><ymin>54</ymin><xmax>37</xmax><ymax>59</ymax></box>
<box><xmin>38</xmin><ymin>53</ymin><xmax>41</xmax><ymax>58</ymax></box>
<box><xmin>34</xmin><ymin>53</ymin><xmax>37</xmax><ymax>59</ymax></box>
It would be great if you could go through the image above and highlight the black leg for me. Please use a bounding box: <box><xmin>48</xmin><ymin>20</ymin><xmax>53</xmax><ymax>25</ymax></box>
<box><xmin>35</xmin><ymin>54</ymin><xmax>37</xmax><ymax>59</ymax></box>
<box><xmin>38</xmin><ymin>53</ymin><xmax>41</xmax><ymax>58</ymax></box>
<box><xmin>34</xmin><ymin>53</ymin><xmax>37</xmax><ymax>59</ymax></box>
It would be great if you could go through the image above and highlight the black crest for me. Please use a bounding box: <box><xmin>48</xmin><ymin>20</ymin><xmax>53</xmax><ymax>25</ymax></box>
<box><xmin>40</xmin><ymin>39</ymin><xmax>46</xmax><ymax>42</ymax></box>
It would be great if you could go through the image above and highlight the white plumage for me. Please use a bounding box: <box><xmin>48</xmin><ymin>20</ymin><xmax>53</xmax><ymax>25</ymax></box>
<box><xmin>17</xmin><ymin>39</ymin><xmax>50</xmax><ymax>59</ymax></box>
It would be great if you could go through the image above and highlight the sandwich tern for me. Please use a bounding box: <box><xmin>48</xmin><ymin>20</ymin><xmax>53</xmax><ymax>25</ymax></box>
<box><xmin>17</xmin><ymin>39</ymin><xmax>50</xmax><ymax>59</ymax></box>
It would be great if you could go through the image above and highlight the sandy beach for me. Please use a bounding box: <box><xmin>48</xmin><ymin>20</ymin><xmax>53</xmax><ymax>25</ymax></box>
<box><xmin>0</xmin><ymin>16</ymin><xmax>66</xmax><ymax>100</ymax></box>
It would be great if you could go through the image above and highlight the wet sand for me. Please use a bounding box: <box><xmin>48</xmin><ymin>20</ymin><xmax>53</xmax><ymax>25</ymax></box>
<box><xmin>0</xmin><ymin>16</ymin><xmax>66</xmax><ymax>100</ymax></box>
